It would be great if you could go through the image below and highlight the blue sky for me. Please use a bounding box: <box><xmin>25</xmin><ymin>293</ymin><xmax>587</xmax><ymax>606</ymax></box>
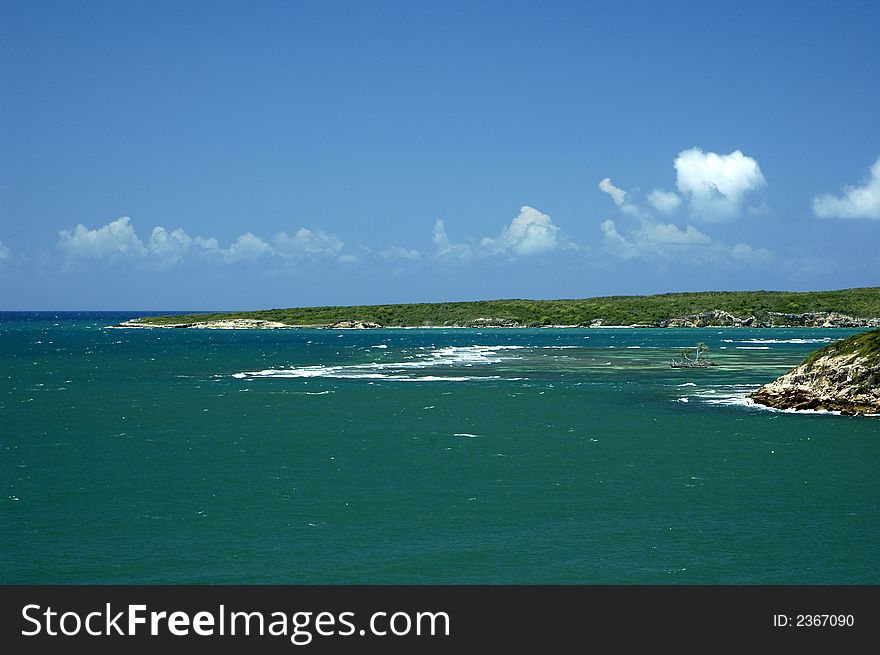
<box><xmin>1</xmin><ymin>0</ymin><xmax>878</xmax><ymax>310</ymax></box>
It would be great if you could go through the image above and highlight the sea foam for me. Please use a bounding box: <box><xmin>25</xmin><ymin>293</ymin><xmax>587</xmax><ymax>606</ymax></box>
<box><xmin>233</xmin><ymin>345</ymin><xmax>523</xmax><ymax>382</ymax></box>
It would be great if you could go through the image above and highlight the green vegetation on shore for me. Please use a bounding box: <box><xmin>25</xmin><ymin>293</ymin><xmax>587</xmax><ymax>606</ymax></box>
<box><xmin>803</xmin><ymin>328</ymin><xmax>880</xmax><ymax>367</ymax></box>
<box><xmin>132</xmin><ymin>287</ymin><xmax>880</xmax><ymax>327</ymax></box>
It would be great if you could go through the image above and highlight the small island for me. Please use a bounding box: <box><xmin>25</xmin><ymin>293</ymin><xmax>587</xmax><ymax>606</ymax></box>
<box><xmin>749</xmin><ymin>329</ymin><xmax>880</xmax><ymax>416</ymax></box>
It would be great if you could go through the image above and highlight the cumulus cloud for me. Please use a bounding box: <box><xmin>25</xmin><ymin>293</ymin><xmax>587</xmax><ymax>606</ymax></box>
<box><xmin>600</xmin><ymin>219</ymin><xmax>637</xmax><ymax>260</ymax></box>
<box><xmin>432</xmin><ymin>219</ymin><xmax>451</xmax><ymax>251</ymax></box>
<box><xmin>57</xmin><ymin>217</ymin><xmax>352</xmax><ymax>267</ymax></box>
<box><xmin>674</xmin><ymin>148</ymin><xmax>766</xmax><ymax>221</ymax></box>
<box><xmin>812</xmin><ymin>157</ymin><xmax>880</xmax><ymax>219</ymax></box>
<box><xmin>380</xmin><ymin>246</ymin><xmax>421</xmax><ymax>261</ymax></box>
<box><xmin>596</xmin><ymin>146</ymin><xmax>774</xmax><ymax>267</ymax></box>
<box><xmin>194</xmin><ymin>236</ymin><xmax>220</xmax><ymax>251</ymax></box>
<box><xmin>273</xmin><ymin>228</ymin><xmax>344</xmax><ymax>257</ymax></box>
<box><xmin>0</xmin><ymin>240</ymin><xmax>10</xmax><ymax>261</ymax></box>
<box><xmin>481</xmin><ymin>206</ymin><xmax>561</xmax><ymax>255</ymax></box>
<box><xmin>634</xmin><ymin>220</ymin><xmax>711</xmax><ymax>245</ymax></box>
<box><xmin>58</xmin><ymin>217</ymin><xmax>146</xmax><ymax>259</ymax></box>
<box><xmin>600</xmin><ymin>218</ymin><xmax>711</xmax><ymax>260</ymax></box>
<box><xmin>731</xmin><ymin>243</ymin><xmax>773</xmax><ymax>264</ymax></box>
<box><xmin>599</xmin><ymin>178</ymin><xmax>642</xmax><ymax>216</ymax></box>
<box><xmin>647</xmin><ymin>189</ymin><xmax>682</xmax><ymax>214</ymax></box>
<box><xmin>432</xmin><ymin>219</ymin><xmax>474</xmax><ymax>261</ymax></box>
<box><xmin>600</xmin><ymin>217</ymin><xmax>769</xmax><ymax>265</ymax></box>
<box><xmin>147</xmin><ymin>226</ymin><xmax>195</xmax><ymax>266</ymax></box>
<box><xmin>432</xmin><ymin>207</ymin><xmax>566</xmax><ymax>262</ymax></box>
<box><xmin>223</xmin><ymin>233</ymin><xmax>275</xmax><ymax>263</ymax></box>
<box><xmin>599</xmin><ymin>178</ymin><xmax>627</xmax><ymax>207</ymax></box>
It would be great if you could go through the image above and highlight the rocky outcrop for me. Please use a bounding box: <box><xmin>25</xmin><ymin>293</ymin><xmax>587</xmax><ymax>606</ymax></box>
<box><xmin>449</xmin><ymin>317</ymin><xmax>524</xmax><ymax>328</ymax></box>
<box><xmin>328</xmin><ymin>320</ymin><xmax>383</xmax><ymax>329</ymax></box>
<box><xmin>113</xmin><ymin>319</ymin><xmax>289</xmax><ymax>329</ymax></box>
<box><xmin>748</xmin><ymin>330</ymin><xmax>880</xmax><ymax>416</ymax></box>
<box><xmin>765</xmin><ymin>312</ymin><xmax>880</xmax><ymax>328</ymax></box>
<box><xmin>652</xmin><ymin>310</ymin><xmax>876</xmax><ymax>329</ymax></box>
<box><xmin>661</xmin><ymin>310</ymin><xmax>757</xmax><ymax>328</ymax></box>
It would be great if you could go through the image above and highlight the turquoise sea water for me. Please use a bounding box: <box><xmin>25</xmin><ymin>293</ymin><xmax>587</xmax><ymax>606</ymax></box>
<box><xmin>1</xmin><ymin>312</ymin><xmax>877</xmax><ymax>584</ymax></box>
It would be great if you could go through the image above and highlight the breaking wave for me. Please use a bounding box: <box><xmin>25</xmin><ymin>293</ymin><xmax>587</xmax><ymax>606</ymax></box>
<box><xmin>722</xmin><ymin>338</ymin><xmax>833</xmax><ymax>345</ymax></box>
<box><xmin>233</xmin><ymin>345</ymin><xmax>524</xmax><ymax>382</ymax></box>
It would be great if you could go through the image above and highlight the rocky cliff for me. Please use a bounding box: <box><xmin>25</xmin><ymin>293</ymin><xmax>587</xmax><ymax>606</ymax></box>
<box><xmin>660</xmin><ymin>310</ymin><xmax>879</xmax><ymax>329</ymax></box>
<box><xmin>748</xmin><ymin>330</ymin><xmax>880</xmax><ymax>415</ymax></box>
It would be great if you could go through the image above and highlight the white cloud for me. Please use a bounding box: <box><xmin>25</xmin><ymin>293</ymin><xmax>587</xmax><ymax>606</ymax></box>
<box><xmin>433</xmin><ymin>207</ymin><xmax>565</xmax><ymax>262</ymax></box>
<box><xmin>58</xmin><ymin>217</ymin><xmax>146</xmax><ymax>259</ymax></box>
<box><xmin>223</xmin><ymin>233</ymin><xmax>275</xmax><ymax>263</ymax></box>
<box><xmin>432</xmin><ymin>219</ymin><xmax>450</xmax><ymax>251</ymax></box>
<box><xmin>597</xmin><ymin>148</ymin><xmax>772</xmax><ymax>264</ymax></box>
<box><xmin>601</xmin><ymin>218</ymin><xmax>711</xmax><ymax>260</ymax></box>
<box><xmin>273</xmin><ymin>228</ymin><xmax>344</xmax><ymax>257</ymax></box>
<box><xmin>432</xmin><ymin>219</ymin><xmax>474</xmax><ymax>261</ymax></box>
<box><xmin>732</xmin><ymin>243</ymin><xmax>773</xmax><ymax>264</ymax></box>
<box><xmin>601</xmin><ymin>218</ymin><xmax>769</xmax><ymax>265</ymax></box>
<box><xmin>57</xmin><ymin>217</ymin><xmax>356</xmax><ymax>267</ymax></box>
<box><xmin>0</xmin><ymin>240</ymin><xmax>10</xmax><ymax>261</ymax></box>
<box><xmin>600</xmin><ymin>219</ymin><xmax>637</xmax><ymax>259</ymax></box>
<box><xmin>194</xmin><ymin>236</ymin><xmax>220</xmax><ymax>251</ymax></box>
<box><xmin>813</xmin><ymin>157</ymin><xmax>880</xmax><ymax>219</ymax></box>
<box><xmin>674</xmin><ymin>148</ymin><xmax>766</xmax><ymax>221</ymax></box>
<box><xmin>148</xmin><ymin>226</ymin><xmax>194</xmax><ymax>265</ymax></box>
<box><xmin>599</xmin><ymin>178</ymin><xmax>627</xmax><ymax>207</ymax></box>
<box><xmin>647</xmin><ymin>189</ymin><xmax>681</xmax><ymax>214</ymax></box>
<box><xmin>481</xmin><ymin>206</ymin><xmax>561</xmax><ymax>255</ymax></box>
<box><xmin>634</xmin><ymin>220</ymin><xmax>711</xmax><ymax>245</ymax></box>
<box><xmin>380</xmin><ymin>246</ymin><xmax>421</xmax><ymax>261</ymax></box>
<box><xmin>599</xmin><ymin>178</ymin><xmax>642</xmax><ymax>217</ymax></box>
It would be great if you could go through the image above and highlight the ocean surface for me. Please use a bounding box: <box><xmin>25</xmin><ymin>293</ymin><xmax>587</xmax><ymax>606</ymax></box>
<box><xmin>1</xmin><ymin>312</ymin><xmax>877</xmax><ymax>584</ymax></box>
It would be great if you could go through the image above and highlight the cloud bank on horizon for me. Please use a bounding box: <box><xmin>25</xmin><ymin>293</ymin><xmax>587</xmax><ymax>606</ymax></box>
<box><xmin>39</xmin><ymin>149</ymin><xmax>879</xmax><ymax>274</ymax></box>
<box><xmin>57</xmin><ymin>218</ymin><xmax>349</xmax><ymax>268</ymax></box>
<box><xmin>3</xmin><ymin>146</ymin><xmax>876</xmax><ymax>310</ymax></box>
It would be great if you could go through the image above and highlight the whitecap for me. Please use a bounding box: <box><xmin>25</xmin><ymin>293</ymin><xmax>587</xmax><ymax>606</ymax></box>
<box><xmin>232</xmin><ymin>344</ymin><xmax>524</xmax><ymax>381</ymax></box>
<box><xmin>698</xmin><ymin>391</ymin><xmax>847</xmax><ymax>416</ymax></box>
<box><xmin>736</xmin><ymin>338</ymin><xmax>833</xmax><ymax>345</ymax></box>
<box><xmin>453</xmin><ymin>433</ymin><xmax>482</xmax><ymax>438</ymax></box>
<box><xmin>399</xmin><ymin>375</ymin><xmax>502</xmax><ymax>382</ymax></box>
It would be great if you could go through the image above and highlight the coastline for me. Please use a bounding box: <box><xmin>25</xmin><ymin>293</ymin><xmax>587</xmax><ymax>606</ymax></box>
<box><xmin>107</xmin><ymin>289</ymin><xmax>880</xmax><ymax>331</ymax></box>
<box><xmin>109</xmin><ymin>317</ymin><xmax>880</xmax><ymax>330</ymax></box>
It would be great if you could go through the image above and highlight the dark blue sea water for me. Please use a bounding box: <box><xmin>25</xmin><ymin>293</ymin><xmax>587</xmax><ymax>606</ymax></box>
<box><xmin>1</xmin><ymin>312</ymin><xmax>877</xmax><ymax>583</ymax></box>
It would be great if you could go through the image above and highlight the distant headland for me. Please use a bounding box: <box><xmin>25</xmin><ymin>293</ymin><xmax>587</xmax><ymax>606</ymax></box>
<box><xmin>112</xmin><ymin>287</ymin><xmax>880</xmax><ymax>330</ymax></box>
